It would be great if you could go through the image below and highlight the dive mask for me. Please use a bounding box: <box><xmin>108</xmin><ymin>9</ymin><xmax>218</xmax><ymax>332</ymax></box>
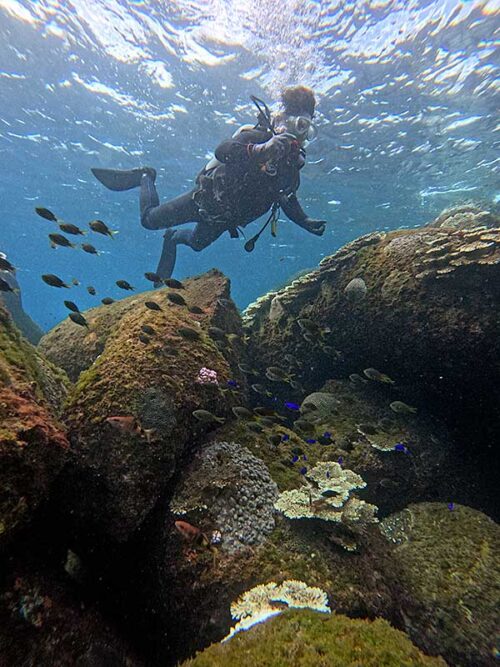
<box><xmin>284</xmin><ymin>115</ymin><xmax>318</xmax><ymax>142</ymax></box>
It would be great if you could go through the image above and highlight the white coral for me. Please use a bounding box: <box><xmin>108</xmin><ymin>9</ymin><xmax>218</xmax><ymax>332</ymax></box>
<box><xmin>224</xmin><ymin>579</ymin><xmax>330</xmax><ymax>641</ymax></box>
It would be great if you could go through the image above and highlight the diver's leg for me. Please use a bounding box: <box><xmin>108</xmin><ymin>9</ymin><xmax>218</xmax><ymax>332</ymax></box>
<box><xmin>91</xmin><ymin>167</ymin><xmax>156</xmax><ymax>191</ymax></box>
<box><xmin>154</xmin><ymin>223</ymin><xmax>224</xmax><ymax>281</ymax></box>
<box><xmin>140</xmin><ymin>172</ymin><xmax>200</xmax><ymax>230</ymax></box>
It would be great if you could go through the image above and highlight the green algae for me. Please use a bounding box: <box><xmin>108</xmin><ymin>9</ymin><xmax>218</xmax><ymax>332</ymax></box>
<box><xmin>181</xmin><ymin>609</ymin><xmax>447</xmax><ymax>666</ymax></box>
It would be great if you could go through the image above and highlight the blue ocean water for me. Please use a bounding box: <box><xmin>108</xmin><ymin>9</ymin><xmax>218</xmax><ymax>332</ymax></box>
<box><xmin>0</xmin><ymin>0</ymin><xmax>498</xmax><ymax>331</ymax></box>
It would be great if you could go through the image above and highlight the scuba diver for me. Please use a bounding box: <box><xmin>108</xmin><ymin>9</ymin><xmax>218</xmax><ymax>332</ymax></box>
<box><xmin>91</xmin><ymin>85</ymin><xmax>326</xmax><ymax>281</ymax></box>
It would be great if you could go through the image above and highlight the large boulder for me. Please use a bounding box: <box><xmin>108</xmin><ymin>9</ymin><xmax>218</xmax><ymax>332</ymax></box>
<box><xmin>58</xmin><ymin>270</ymin><xmax>247</xmax><ymax>541</ymax></box>
<box><xmin>242</xmin><ymin>211</ymin><xmax>500</xmax><ymax>516</ymax></box>
<box><xmin>381</xmin><ymin>503</ymin><xmax>500</xmax><ymax>667</ymax></box>
<box><xmin>181</xmin><ymin>609</ymin><xmax>447</xmax><ymax>667</ymax></box>
<box><xmin>0</xmin><ymin>307</ymin><xmax>69</xmax><ymax>547</ymax></box>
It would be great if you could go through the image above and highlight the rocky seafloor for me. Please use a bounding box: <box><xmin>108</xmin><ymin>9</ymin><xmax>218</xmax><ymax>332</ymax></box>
<box><xmin>0</xmin><ymin>205</ymin><xmax>499</xmax><ymax>667</ymax></box>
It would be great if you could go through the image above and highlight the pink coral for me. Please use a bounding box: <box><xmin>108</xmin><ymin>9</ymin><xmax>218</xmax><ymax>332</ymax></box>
<box><xmin>196</xmin><ymin>367</ymin><xmax>219</xmax><ymax>385</ymax></box>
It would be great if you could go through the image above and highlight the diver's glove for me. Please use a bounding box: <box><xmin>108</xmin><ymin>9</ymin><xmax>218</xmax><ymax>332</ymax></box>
<box><xmin>303</xmin><ymin>218</ymin><xmax>326</xmax><ymax>236</ymax></box>
<box><xmin>248</xmin><ymin>134</ymin><xmax>293</xmax><ymax>161</ymax></box>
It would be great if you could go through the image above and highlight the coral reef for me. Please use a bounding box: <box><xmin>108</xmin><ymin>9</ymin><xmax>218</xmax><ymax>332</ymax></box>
<box><xmin>381</xmin><ymin>502</ymin><xmax>500</xmax><ymax>667</ymax></box>
<box><xmin>58</xmin><ymin>270</ymin><xmax>246</xmax><ymax>541</ymax></box>
<box><xmin>181</xmin><ymin>609</ymin><xmax>447</xmax><ymax>666</ymax></box>
<box><xmin>0</xmin><ymin>307</ymin><xmax>68</xmax><ymax>546</ymax></box>
<box><xmin>170</xmin><ymin>441</ymin><xmax>278</xmax><ymax>554</ymax></box>
<box><xmin>224</xmin><ymin>579</ymin><xmax>330</xmax><ymax>640</ymax></box>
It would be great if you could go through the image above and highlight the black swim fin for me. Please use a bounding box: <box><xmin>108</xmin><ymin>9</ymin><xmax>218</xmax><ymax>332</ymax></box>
<box><xmin>91</xmin><ymin>167</ymin><xmax>155</xmax><ymax>191</ymax></box>
<box><xmin>155</xmin><ymin>230</ymin><xmax>177</xmax><ymax>284</ymax></box>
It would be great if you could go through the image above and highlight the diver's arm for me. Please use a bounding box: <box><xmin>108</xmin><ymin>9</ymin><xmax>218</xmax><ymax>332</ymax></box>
<box><xmin>214</xmin><ymin>129</ymin><xmax>269</xmax><ymax>164</ymax></box>
<box><xmin>280</xmin><ymin>193</ymin><xmax>326</xmax><ymax>236</ymax></box>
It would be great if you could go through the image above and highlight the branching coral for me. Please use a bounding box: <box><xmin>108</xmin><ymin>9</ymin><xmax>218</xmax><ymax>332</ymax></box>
<box><xmin>224</xmin><ymin>579</ymin><xmax>330</xmax><ymax>641</ymax></box>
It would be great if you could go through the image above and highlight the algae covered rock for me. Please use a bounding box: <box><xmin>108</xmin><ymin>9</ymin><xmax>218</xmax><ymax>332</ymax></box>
<box><xmin>181</xmin><ymin>609</ymin><xmax>446</xmax><ymax>666</ymax></box>
<box><xmin>60</xmin><ymin>270</ymin><xmax>246</xmax><ymax>541</ymax></box>
<box><xmin>0</xmin><ymin>264</ymin><xmax>44</xmax><ymax>344</ymax></box>
<box><xmin>381</xmin><ymin>502</ymin><xmax>500</xmax><ymax>667</ymax></box>
<box><xmin>0</xmin><ymin>566</ymin><xmax>143</xmax><ymax>666</ymax></box>
<box><xmin>0</xmin><ymin>307</ymin><xmax>69</xmax><ymax>546</ymax></box>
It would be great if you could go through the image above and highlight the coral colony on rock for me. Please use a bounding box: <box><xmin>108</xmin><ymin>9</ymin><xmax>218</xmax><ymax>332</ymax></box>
<box><xmin>0</xmin><ymin>2</ymin><xmax>499</xmax><ymax>667</ymax></box>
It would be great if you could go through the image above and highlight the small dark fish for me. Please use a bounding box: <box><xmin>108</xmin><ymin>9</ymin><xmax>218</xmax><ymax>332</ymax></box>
<box><xmin>259</xmin><ymin>416</ymin><xmax>277</xmax><ymax>428</ymax></box>
<box><xmin>35</xmin><ymin>207</ymin><xmax>57</xmax><ymax>221</ymax></box>
<box><xmin>305</xmin><ymin>438</ymin><xmax>316</xmax><ymax>444</ymax></box>
<box><xmin>251</xmin><ymin>384</ymin><xmax>273</xmax><ymax>397</ymax></box>
<box><xmin>145</xmin><ymin>301</ymin><xmax>162</xmax><ymax>311</ymax></box>
<box><xmin>232</xmin><ymin>406</ymin><xmax>253</xmax><ymax>420</ymax></box>
<box><xmin>138</xmin><ymin>333</ymin><xmax>150</xmax><ymax>344</ymax></box>
<box><xmin>291</xmin><ymin>447</ymin><xmax>304</xmax><ymax>456</ymax></box>
<box><xmin>89</xmin><ymin>219</ymin><xmax>116</xmax><ymax>237</ymax></box>
<box><xmin>101</xmin><ymin>297</ymin><xmax>115</xmax><ymax>305</ymax></box>
<box><xmin>42</xmin><ymin>274</ymin><xmax>69</xmax><ymax>288</ymax></box>
<box><xmin>188</xmin><ymin>305</ymin><xmax>204</xmax><ymax>314</ymax></box>
<box><xmin>144</xmin><ymin>272</ymin><xmax>162</xmax><ymax>283</ymax></box>
<box><xmin>299</xmin><ymin>466</ymin><xmax>308</xmax><ymax>475</ymax></box>
<box><xmin>49</xmin><ymin>233</ymin><xmax>75</xmax><ymax>248</ymax></box>
<box><xmin>116</xmin><ymin>280</ymin><xmax>134</xmax><ymax>291</ymax></box>
<box><xmin>321</xmin><ymin>489</ymin><xmax>338</xmax><ymax>498</ymax></box>
<box><xmin>192</xmin><ymin>409</ymin><xmax>225</xmax><ymax>424</ymax></box>
<box><xmin>178</xmin><ymin>326</ymin><xmax>200</xmax><ymax>340</ymax></box>
<box><xmin>363</xmin><ymin>367</ymin><xmax>395</xmax><ymax>384</ymax></box>
<box><xmin>164</xmin><ymin>278</ymin><xmax>184</xmax><ymax>289</ymax></box>
<box><xmin>81</xmin><ymin>243</ymin><xmax>100</xmax><ymax>255</ymax></box>
<box><xmin>0</xmin><ymin>277</ymin><xmax>15</xmax><ymax>292</ymax></box>
<box><xmin>338</xmin><ymin>456</ymin><xmax>343</xmax><ymax>466</ymax></box>
<box><xmin>394</xmin><ymin>443</ymin><xmax>409</xmax><ymax>453</ymax></box>
<box><xmin>358</xmin><ymin>423</ymin><xmax>378</xmax><ymax>436</ymax></box>
<box><xmin>294</xmin><ymin>419</ymin><xmax>315</xmax><ymax>434</ymax></box>
<box><xmin>227</xmin><ymin>380</ymin><xmax>239</xmax><ymax>388</ymax></box>
<box><xmin>297</xmin><ymin>318</ymin><xmax>319</xmax><ymax>333</ymax></box>
<box><xmin>378</xmin><ymin>417</ymin><xmax>396</xmax><ymax>432</ymax></box>
<box><xmin>167</xmin><ymin>292</ymin><xmax>187</xmax><ymax>306</ymax></box>
<box><xmin>71</xmin><ymin>278</ymin><xmax>80</xmax><ymax>286</ymax></box>
<box><xmin>283</xmin><ymin>353</ymin><xmax>298</xmax><ymax>366</ymax></box>
<box><xmin>0</xmin><ymin>256</ymin><xmax>15</xmax><ymax>273</ymax></box>
<box><xmin>284</xmin><ymin>401</ymin><xmax>300</xmax><ymax>411</ymax></box>
<box><xmin>208</xmin><ymin>326</ymin><xmax>226</xmax><ymax>340</ymax></box>
<box><xmin>281</xmin><ymin>434</ymin><xmax>290</xmax><ymax>442</ymax></box>
<box><xmin>141</xmin><ymin>325</ymin><xmax>156</xmax><ymax>336</ymax></box>
<box><xmin>292</xmin><ymin>455</ymin><xmax>299</xmax><ymax>463</ymax></box>
<box><xmin>390</xmin><ymin>401</ymin><xmax>417</xmax><ymax>415</ymax></box>
<box><xmin>246</xmin><ymin>421</ymin><xmax>264</xmax><ymax>433</ymax></box>
<box><xmin>59</xmin><ymin>223</ymin><xmax>85</xmax><ymax>236</ymax></box>
<box><xmin>448</xmin><ymin>502</ymin><xmax>455</xmax><ymax>511</ymax></box>
<box><xmin>69</xmin><ymin>312</ymin><xmax>88</xmax><ymax>327</ymax></box>
<box><xmin>238</xmin><ymin>363</ymin><xmax>256</xmax><ymax>375</ymax></box>
<box><xmin>268</xmin><ymin>434</ymin><xmax>282</xmax><ymax>447</ymax></box>
<box><xmin>253</xmin><ymin>407</ymin><xmax>277</xmax><ymax>417</ymax></box>
<box><xmin>301</xmin><ymin>402</ymin><xmax>318</xmax><ymax>413</ymax></box>
<box><xmin>317</xmin><ymin>434</ymin><xmax>333</xmax><ymax>446</ymax></box>
<box><xmin>64</xmin><ymin>300</ymin><xmax>80</xmax><ymax>313</ymax></box>
<box><xmin>87</xmin><ymin>285</ymin><xmax>97</xmax><ymax>296</ymax></box>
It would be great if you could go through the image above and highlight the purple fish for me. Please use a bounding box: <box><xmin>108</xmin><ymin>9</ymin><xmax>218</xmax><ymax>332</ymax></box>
<box><xmin>338</xmin><ymin>456</ymin><xmax>343</xmax><ymax>466</ymax></box>
<box><xmin>285</xmin><ymin>401</ymin><xmax>300</xmax><ymax>411</ymax></box>
<box><xmin>394</xmin><ymin>443</ymin><xmax>408</xmax><ymax>453</ymax></box>
<box><xmin>281</xmin><ymin>434</ymin><xmax>290</xmax><ymax>442</ymax></box>
<box><xmin>323</xmin><ymin>432</ymin><xmax>331</xmax><ymax>438</ymax></box>
<box><xmin>227</xmin><ymin>379</ymin><xmax>238</xmax><ymax>387</ymax></box>
<box><xmin>326</xmin><ymin>470</ymin><xmax>331</xmax><ymax>478</ymax></box>
<box><xmin>302</xmin><ymin>454</ymin><xmax>307</xmax><ymax>461</ymax></box>
<box><xmin>299</xmin><ymin>466</ymin><xmax>307</xmax><ymax>475</ymax></box>
<box><xmin>292</xmin><ymin>455</ymin><xmax>299</xmax><ymax>463</ymax></box>
<box><xmin>448</xmin><ymin>502</ymin><xmax>455</xmax><ymax>511</ymax></box>
<box><xmin>305</xmin><ymin>438</ymin><xmax>316</xmax><ymax>444</ymax></box>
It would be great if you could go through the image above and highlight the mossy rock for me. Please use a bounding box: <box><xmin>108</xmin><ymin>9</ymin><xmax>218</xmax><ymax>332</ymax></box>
<box><xmin>39</xmin><ymin>268</ymin><xmax>243</xmax><ymax>383</ymax></box>
<box><xmin>59</xmin><ymin>270</ymin><xmax>247</xmax><ymax>541</ymax></box>
<box><xmin>381</xmin><ymin>502</ymin><xmax>500</xmax><ymax>666</ymax></box>
<box><xmin>0</xmin><ymin>270</ymin><xmax>44</xmax><ymax>344</ymax></box>
<box><xmin>181</xmin><ymin>609</ymin><xmax>447</xmax><ymax>666</ymax></box>
<box><xmin>0</xmin><ymin>307</ymin><xmax>69</xmax><ymax>547</ymax></box>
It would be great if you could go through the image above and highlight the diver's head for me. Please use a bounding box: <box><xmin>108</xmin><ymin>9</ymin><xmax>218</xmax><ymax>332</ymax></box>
<box><xmin>273</xmin><ymin>85</ymin><xmax>318</xmax><ymax>145</ymax></box>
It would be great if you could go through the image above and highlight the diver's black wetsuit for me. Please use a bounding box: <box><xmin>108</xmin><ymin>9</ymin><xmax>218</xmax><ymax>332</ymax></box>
<box><xmin>139</xmin><ymin>125</ymin><xmax>314</xmax><ymax>277</ymax></box>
